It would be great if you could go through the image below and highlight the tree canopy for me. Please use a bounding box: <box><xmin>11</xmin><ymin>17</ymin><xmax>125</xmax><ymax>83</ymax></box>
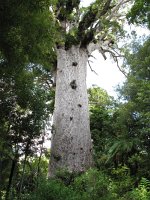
<box><xmin>127</xmin><ymin>0</ymin><xmax>150</xmax><ymax>28</ymax></box>
<box><xmin>0</xmin><ymin>0</ymin><xmax>56</xmax><ymax>68</ymax></box>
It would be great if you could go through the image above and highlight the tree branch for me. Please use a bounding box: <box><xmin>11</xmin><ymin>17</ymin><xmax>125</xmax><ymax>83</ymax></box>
<box><xmin>56</xmin><ymin>0</ymin><xmax>80</xmax><ymax>22</ymax></box>
<box><xmin>99</xmin><ymin>0</ymin><xmax>113</xmax><ymax>17</ymax></box>
<box><xmin>88</xmin><ymin>40</ymin><xmax>127</xmax><ymax>77</ymax></box>
<box><xmin>88</xmin><ymin>54</ymin><xmax>96</xmax><ymax>60</ymax></box>
<box><xmin>106</xmin><ymin>0</ymin><xmax>131</xmax><ymax>21</ymax></box>
<box><xmin>103</xmin><ymin>49</ymin><xmax>127</xmax><ymax>77</ymax></box>
<box><xmin>88</xmin><ymin>60</ymin><xmax>98</xmax><ymax>75</ymax></box>
<box><xmin>78</xmin><ymin>0</ymin><xmax>113</xmax><ymax>44</ymax></box>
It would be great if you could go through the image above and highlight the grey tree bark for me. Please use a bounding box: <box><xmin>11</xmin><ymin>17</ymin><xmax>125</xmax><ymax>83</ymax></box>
<box><xmin>48</xmin><ymin>46</ymin><xmax>93</xmax><ymax>177</ymax></box>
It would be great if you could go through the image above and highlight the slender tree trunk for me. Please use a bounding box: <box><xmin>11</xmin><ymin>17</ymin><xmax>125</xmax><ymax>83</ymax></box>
<box><xmin>36</xmin><ymin>140</ymin><xmax>44</xmax><ymax>186</ymax></box>
<box><xmin>18</xmin><ymin>154</ymin><xmax>27</xmax><ymax>199</ymax></box>
<box><xmin>49</xmin><ymin>46</ymin><xmax>93</xmax><ymax>177</ymax></box>
<box><xmin>18</xmin><ymin>140</ymin><xmax>30</xmax><ymax>199</ymax></box>
<box><xmin>5</xmin><ymin>158</ymin><xmax>17</xmax><ymax>200</ymax></box>
<box><xmin>0</xmin><ymin>152</ymin><xmax>3</xmax><ymax>199</ymax></box>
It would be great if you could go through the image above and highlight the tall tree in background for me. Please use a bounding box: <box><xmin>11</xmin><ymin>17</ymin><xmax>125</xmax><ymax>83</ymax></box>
<box><xmin>127</xmin><ymin>0</ymin><xmax>150</xmax><ymax>28</ymax></box>
<box><xmin>118</xmin><ymin>38</ymin><xmax>150</xmax><ymax>178</ymax></box>
<box><xmin>49</xmin><ymin>0</ymin><xmax>131</xmax><ymax>176</ymax></box>
<box><xmin>0</xmin><ymin>0</ymin><xmax>55</xmax><ymax>198</ymax></box>
<box><xmin>88</xmin><ymin>86</ymin><xmax>115</xmax><ymax>169</ymax></box>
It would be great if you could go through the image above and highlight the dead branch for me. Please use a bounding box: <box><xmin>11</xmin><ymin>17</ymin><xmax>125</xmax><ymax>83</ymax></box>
<box><xmin>88</xmin><ymin>60</ymin><xmax>98</xmax><ymax>75</ymax></box>
<box><xmin>88</xmin><ymin>54</ymin><xmax>96</xmax><ymax>59</ymax></box>
<box><xmin>103</xmin><ymin>49</ymin><xmax>127</xmax><ymax>77</ymax></box>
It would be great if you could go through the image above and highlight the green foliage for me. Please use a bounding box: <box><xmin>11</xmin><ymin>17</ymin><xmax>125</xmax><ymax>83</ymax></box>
<box><xmin>20</xmin><ymin>168</ymin><xmax>150</xmax><ymax>200</ymax></box>
<box><xmin>56</xmin><ymin>0</ymin><xmax>80</xmax><ymax>21</ymax></box>
<box><xmin>24</xmin><ymin>169</ymin><xmax>117</xmax><ymax>200</ymax></box>
<box><xmin>25</xmin><ymin>178</ymin><xmax>80</xmax><ymax>200</ymax></box>
<box><xmin>0</xmin><ymin>64</ymin><xmax>54</xmax><ymax>199</ymax></box>
<box><xmin>88</xmin><ymin>87</ymin><xmax>116</xmax><ymax>168</ymax></box>
<box><xmin>0</xmin><ymin>1</ymin><xmax>55</xmax><ymax>200</ymax></box>
<box><xmin>127</xmin><ymin>0</ymin><xmax>150</xmax><ymax>28</ymax></box>
<box><xmin>72</xmin><ymin>169</ymin><xmax>116</xmax><ymax>200</ymax></box>
<box><xmin>0</xmin><ymin>0</ymin><xmax>56</xmax><ymax>68</ymax></box>
<box><xmin>89</xmin><ymin>41</ymin><xmax>150</xmax><ymax>187</ymax></box>
<box><xmin>0</xmin><ymin>1</ymin><xmax>56</xmax><ymax>197</ymax></box>
<box><xmin>125</xmin><ymin>178</ymin><xmax>150</xmax><ymax>200</ymax></box>
<box><xmin>110</xmin><ymin>166</ymin><xmax>134</xmax><ymax>197</ymax></box>
<box><xmin>88</xmin><ymin>86</ymin><xmax>113</xmax><ymax>107</ymax></box>
<box><xmin>54</xmin><ymin>0</ymin><xmax>128</xmax><ymax>48</ymax></box>
<box><xmin>117</xmin><ymin>39</ymin><xmax>150</xmax><ymax>178</ymax></box>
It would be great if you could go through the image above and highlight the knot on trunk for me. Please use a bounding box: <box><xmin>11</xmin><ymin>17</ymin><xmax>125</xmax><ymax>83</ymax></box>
<box><xmin>53</xmin><ymin>154</ymin><xmax>61</xmax><ymax>162</ymax></box>
<box><xmin>70</xmin><ymin>80</ymin><xmax>77</xmax><ymax>90</ymax></box>
<box><xmin>72</xmin><ymin>62</ymin><xmax>78</xmax><ymax>66</ymax></box>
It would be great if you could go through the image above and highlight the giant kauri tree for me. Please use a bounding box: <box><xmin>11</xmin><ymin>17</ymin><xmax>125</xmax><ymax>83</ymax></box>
<box><xmin>49</xmin><ymin>0</ymin><xmax>131</xmax><ymax>176</ymax></box>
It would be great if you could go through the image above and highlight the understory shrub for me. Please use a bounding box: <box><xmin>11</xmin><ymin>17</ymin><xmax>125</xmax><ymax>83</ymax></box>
<box><xmin>25</xmin><ymin>169</ymin><xmax>116</xmax><ymax>200</ymax></box>
<box><xmin>23</xmin><ymin>169</ymin><xmax>150</xmax><ymax>200</ymax></box>
<box><xmin>25</xmin><ymin>178</ymin><xmax>80</xmax><ymax>200</ymax></box>
<box><xmin>125</xmin><ymin>178</ymin><xmax>150</xmax><ymax>200</ymax></box>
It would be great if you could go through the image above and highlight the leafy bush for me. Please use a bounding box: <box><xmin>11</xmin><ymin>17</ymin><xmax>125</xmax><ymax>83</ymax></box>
<box><xmin>25</xmin><ymin>178</ymin><xmax>80</xmax><ymax>200</ymax></box>
<box><xmin>22</xmin><ymin>169</ymin><xmax>150</xmax><ymax>200</ymax></box>
<box><xmin>126</xmin><ymin>178</ymin><xmax>150</xmax><ymax>200</ymax></box>
<box><xmin>111</xmin><ymin>165</ymin><xmax>134</xmax><ymax>196</ymax></box>
<box><xmin>25</xmin><ymin>169</ymin><xmax>117</xmax><ymax>200</ymax></box>
<box><xmin>72</xmin><ymin>169</ymin><xmax>116</xmax><ymax>200</ymax></box>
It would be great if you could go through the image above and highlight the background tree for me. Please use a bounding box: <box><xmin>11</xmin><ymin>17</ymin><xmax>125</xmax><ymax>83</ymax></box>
<box><xmin>0</xmin><ymin>0</ymin><xmax>55</xmax><ymax>198</ymax></box>
<box><xmin>88</xmin><ymin>86</ymin><xmax>115</xmax><ymax>169</ymax></box>
<box><xmin>88</xmin><ymin>37</ymin><xmax>150</xmax><ymax>181</ymax></box>
<box><xmin>117</xmin><ymin>38</ymin><xmax>150</xmax><ymax>179</ymax></box>
<box><xmin>127</xmin><ymin>0</ymin><xmax>150</xmax><ymax>28</ymax></box>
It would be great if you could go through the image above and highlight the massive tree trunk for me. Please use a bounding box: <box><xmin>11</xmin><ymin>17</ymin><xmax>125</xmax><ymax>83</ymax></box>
<box><xmin>47</xmin><ymin>0</ymin><xmax>129</xmax><ymax>177</ymax></box>
<box><xmin>48</xmin><ymin>46</ymin><xmax>93</xmax><ymax>177</ymax></box>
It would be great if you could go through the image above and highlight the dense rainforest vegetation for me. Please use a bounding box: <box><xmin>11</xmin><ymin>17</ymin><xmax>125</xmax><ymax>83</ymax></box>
<box><xmin>0</xmin><ymin>0</ymin><xmax>150</xmax><ymax>199</ymax></box>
